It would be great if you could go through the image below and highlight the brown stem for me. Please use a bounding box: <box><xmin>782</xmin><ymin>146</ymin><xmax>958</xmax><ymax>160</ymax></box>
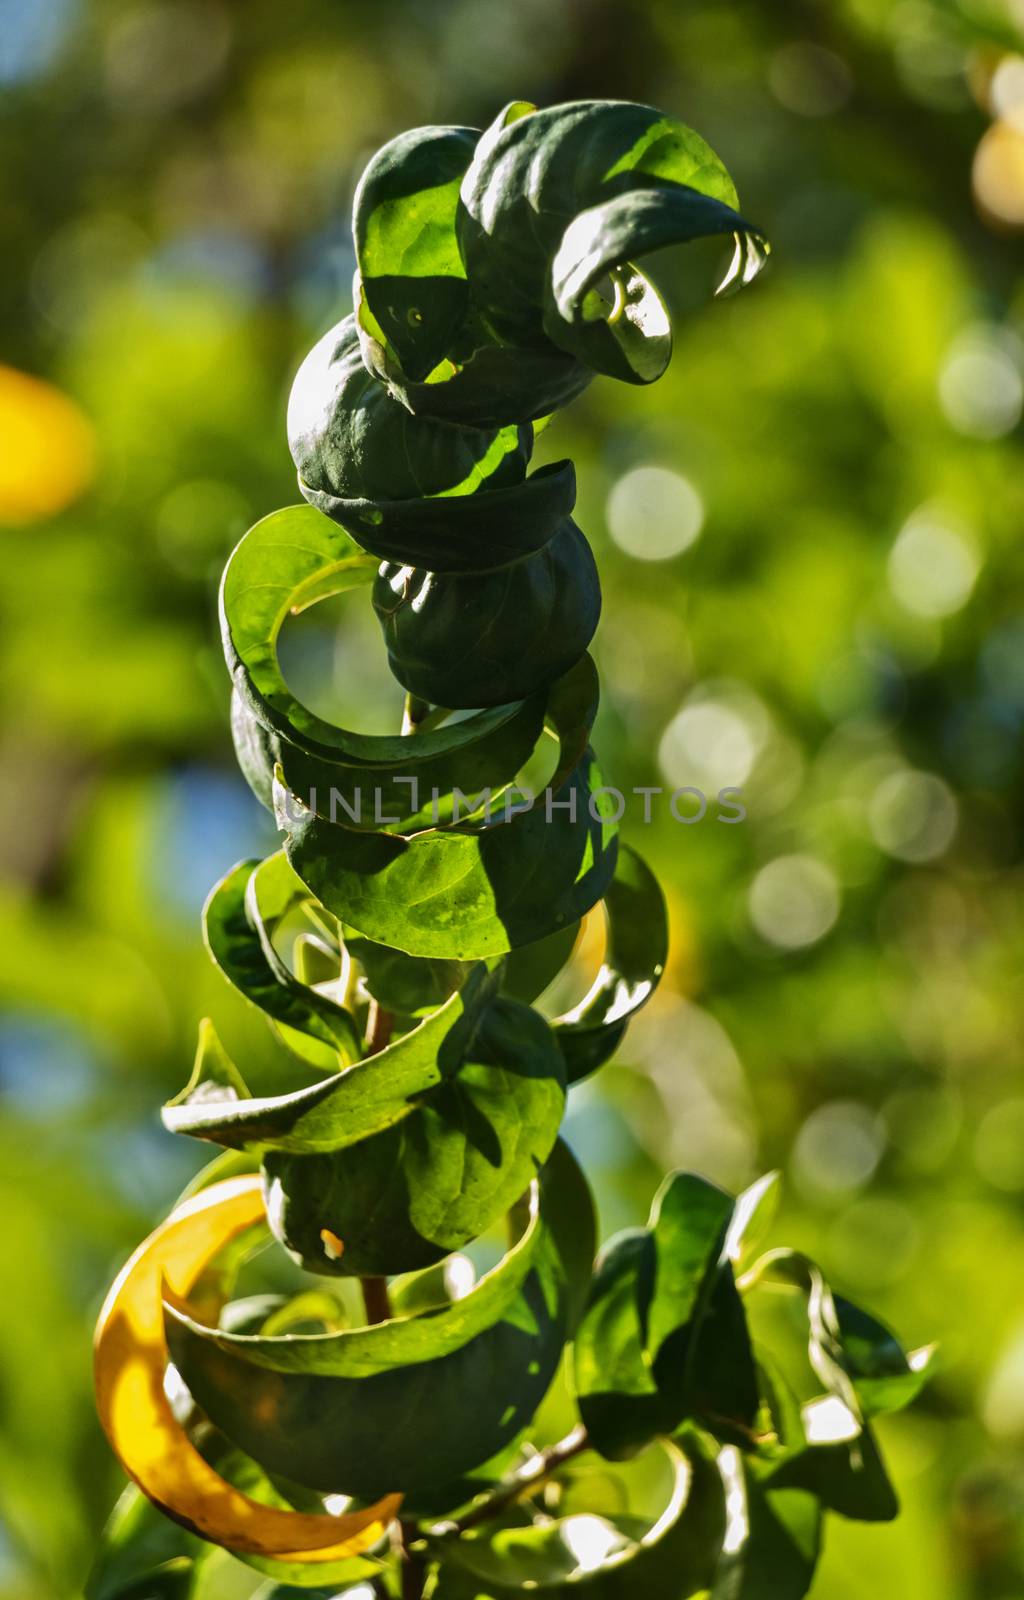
<box><xmin>397</xmin><ymin>1530</ymin><xmax>427</xmax><ymax>1600</ymax></box>
<box><xmin>433</xmin><ymin>1425</ymin><xmax>591</xmax><ymax>1537</ymax></box>
<box><xmin>365</xmin><ymin>998</ymin><xmax>393</xmax><ymax>1055</ymax></box>
<box><xmin>360</xmin><ymin>1276</ymin><xmax>392</xmax><ymax>1325</ymax></box>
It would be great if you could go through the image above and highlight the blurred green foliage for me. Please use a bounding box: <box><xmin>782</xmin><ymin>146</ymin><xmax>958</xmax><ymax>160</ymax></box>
<box><xmin>1</xmin><ymin>0</ymin><xmax>1024</xmax><ymax>1595</ymax></box>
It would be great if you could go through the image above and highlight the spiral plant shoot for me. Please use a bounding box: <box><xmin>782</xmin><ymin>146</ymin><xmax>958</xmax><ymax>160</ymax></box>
<box><xmin>90</xmin><ymin>100</ymin><xmax>934</xmax><ymax>1600</ymax></box>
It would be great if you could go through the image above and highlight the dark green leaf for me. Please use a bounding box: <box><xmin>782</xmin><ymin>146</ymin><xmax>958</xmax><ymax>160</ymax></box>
<box><xmin>202</xmin><ymin>854</ymin><xmax>361</xmax><ymax>1068</ymax></box>
<box><xmin>165</xmin><ymin>1142</ymin><xmax>595</xmax><ymax>1499</ymax></box>
<box><xmin>86</xmin><ymin>1485</ymin><xmax>203</xmax><ymax>1600</ymax></box>
<box><xmin>711</xmin><ymin>1452</ymin><xmax>821</xmax><ymax>1600</ymax></box>
<box><xmin>288</xmin><ymin>316</ymin><xmax>530</xmax><ymax>507</ymax></box>
<box><xmin>221</xmin><ymin>503</ymin><xmax>548</xmax><ymax>831</ymax></box>
<box><xmin>458</xmin><ymin>101</ymin><xmax>744</xmax><ymax>343</ymax></box>
<box><xmin>307</xmin><ymin>448</ymin><xmax>578</xmax><ymax>574</ymax></box>
<box><xmin>162</xmin><ymin>962</ymin><xmax>497</xmax><ymax>1152</ymax></box>
<box><xmin>373</xmin><ymin>520</ymin><xmax>600</xmax><ymax>709</ymax></box>
<box><xmin>353</xmin><ymin>124</ymin><xmax>479</xmax><ymax>380</ymax></box>
<box><xmin>546</xmin><ymin>183</ymin><xmax>766</xmax><ymax>381</ymax></box>
<box><xmin>274</xmin><ymin>657</ymin><xmax>615</xmax><ymax>961</ymax></box>
<box><xmin>434</xmin><ymin>1436</ymin><xmax>725</xmax><ymax>1598</ymax></box>
<box><xmin>262</xmin><ymin>997</ymin><xmax>566</xmax><ymax>1276</ymax></box>
<box><xmin>573</xmin><ymin>1174</ymin><xmax>757</xmax><ymax>1459</ymax></box>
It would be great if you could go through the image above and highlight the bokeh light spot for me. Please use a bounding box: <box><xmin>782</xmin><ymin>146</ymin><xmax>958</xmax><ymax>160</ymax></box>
<box><xmin>793</xmin><ymin>1101</ymin><xmax>885</xmax><ymax>1197</ymax></box>
<box><xmin>868</xmin><ymin>769</ymin><xmax>958</xmax><ymax>862</ymax></box>
<box><xmin>658</xmin><ymin>683</ymin><xmax>770</xmax><ymax>792</ymax></box>
<box><xmin>0</xmin><ymin>365</ymin><xmax>95</xmax><ymax>525</ymax></box>
<box><xmin>606</xmin><ymin>465</ymin><xmax>704</xmax><ymax>561</ymax></box>
<box><xmin>974</xmin><ymin>118</ymin><xmax>1024</xmax><ymax>227</ymax></box>
<box><xmin>748</xmin><ymin>854</ymin><xmax>840</xmax><ymax>950</ymax></box>
<box><xmin>888</xmin><ymin>509</ymin><xmax>980</xmax><ymax>618</ymax></box>
<box><xmin>939</xmin><ymin>325</ymin><xmax>1023</xmax><ymax>438</ymax></box>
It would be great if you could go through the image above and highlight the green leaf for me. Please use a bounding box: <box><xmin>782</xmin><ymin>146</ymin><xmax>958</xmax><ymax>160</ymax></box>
<box><xmin>165</xmin><ymin>1141</ymin><xmax>596</xmax><ymax>1499</ymax></box>
<box><xmin>687</xmin><ymin>1266</ymin><xmax>760</xmax><ymax>1444</ymax></box>
<box><xmin>711</xmin><ymin>1452</ymin><xmax>821</xmax><ymax>1600</ymax></box>
<box><xmin>553</xmin><ymin>844</ymin><xmax>667</xmax><ymax>1082</ymax></box>
<box><xmin>373</xmin><ymin>520</ymin><xmax>600</xmax><ymax>709</ymax></box>
<box><xmin>202</xmin><ymin>855</ymin><xmax>361</xmax><ymax>1068</ymax></box>
<box><xmin>764</xmin><ymin>1402</ymin><xmax>899</xmax><ymax>1523</ymax></box>
<box><xmin>304</xmin><ymin>445</ymin><xmax>579</xmax><ymax>574</ymax></box>
<box><xmin>288</xmin><ymin>316</ymin><xmax>531</xmax><ymax>507</ymax></box>
<box><xmin>433</xmin><ymin>1436</ymin><xmax>725</xmax><ymax>1598</ymax></box>
<box><xmin>222</xmin><ymin>504</ymin><xmax>548</xmax><ymax>832</ymax></box>
<box><xmin>162</xmin><ymin>961</ymin><xmax>498</xmax><ymax>1152</ymax></box>
<box><xmin>275</xmin><ymin>658</ymin><xmax>617</xmax><ymax>960</ymax></box>
<box><xmin>645</xmin><ymin>1175</ymin><xmax>735</xmax><ymax>1400</ymax></box>
<box><xmin>262</xmin><ymin>997</ymin><xmax>566</xmax><ymax>1276</ymax></box>
<box><xmin>746</xmin><ymin>1251</ymin><xmax>935</xmax><ymax>1421</ymax></box>
<box><xmin>750</xmin><ymin>1353</ymin><xmax>899</xmax><ymax>1523</ymax></box>
<box><xmin>86</xmin><ymin>1484</ymin><xmax>204</xmax><ymax>1600</ymax></box>
<box><xmin>724</xmin><ymin>1172</ymin><xmax>781</xmax><ymax>1273</ymax></box>
<box><xmin>355</xmin><ymin>284</ymin><xmax>591</xmax><ymax>430</ymax></box>
<box><xmin>342</xmin><ymin>928</ymin><xmax>473</xmax><ymax>1015</ymax></box>
<box><xmin>458</xmin><ymin>101</ymin><xmax>745</xmax><ymax>344</ymax></box>
<box><xmin>572</xmin><ymin>1230</ymin><xmax>666</xmax><ymax>1459</ymax></box>
<box><xmin>501</xmin><ymin>921</ymin><xmax>581</xmax><ymax>1006</ymax></box>
<box><xmin>574</xmin><ymin>1175</ymin><xmax>758</xmax><ymax>1459</ymax></box>
<box><xmin>353</xmin><ymin>124</ymin><xmax>479</xmax><ymax>380</ymax></box>
<box><xmin>278</xmin><ymin>746</ymin><xmax>617</xmax><ymax>959</ymax></box>
<box><xmin>545</xmin><ymin>259</ymin><xmax>672</xmax><ymax>387</ymax></box>
<box><xmin>833</xmin><ymin>1297</ymin><xmax>937</xmax><ymax>1417</ymax></box>
<box><xmin>546</xmin><ymin>183</ymin><xmax>766</xmax><ymax>381</ymax></box>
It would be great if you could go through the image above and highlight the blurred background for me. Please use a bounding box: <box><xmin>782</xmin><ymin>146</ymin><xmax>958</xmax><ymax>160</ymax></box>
<box><xmin>2</xmin><ymin>0</ymin><xmax>1024</xmax><ymax>1594</ymax></box>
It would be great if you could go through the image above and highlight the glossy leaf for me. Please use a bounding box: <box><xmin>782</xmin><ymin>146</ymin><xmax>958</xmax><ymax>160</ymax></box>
<box><xmin>552</xmin><ymin>844</ymin><xmax>667</xmax><ymax>1082</ymax></box>
<box><xmin>275</xmin><ymin>658</ymin><xmax>617</xmax><ymax>959</ymax></box>
<box><xmin>353</xmin><ymin>124</ymin><xmax>478</xmax><ymax>380</ymax></box>
<box><xmin>308</xmin><ymin>449</ymin><xmax>578</xmax><ymax>575</ymax></box>
<box><xmin>162</xmin><ymin>962</ymin><xmax>498</xmax><ymax>1152</ymax></box>
<box><xmin>373</xmin><ymin>520</ymin><xmax>600</xmax><ymax>709</ymax></box>
<box><xmin>747</xmin><ymin>1250</ymin><xmax>934</xmax><ymax>1421</ymax></box>
<box><xmin>222</xmin><ymin>503</ymin><xmax>548</xmax><ymax>831</ymax></box>
<box><xmin>165</xmin><ymin>1142</ymin><xmax>596</xmax><ymax>1499</ymax></box>
<box><xmin>458</xmin><ymin>101</ymin><xmax>745</xmax><ymax>342</ymax></box>
<box><xmin>433</xmin><ymin>1437</ymin><xmax>725</xmax><ymax>1598</ymax></box>
<box><xmin>546</xmin><ymin>183</ymin><xmax>765</xmax><ymax>381</ymax></box>
<box><xmin>202</xmin><ymin>855</ymin><xmax>360</xmax><ymax>1067</ymax></box>
<box><xmin>288</xmin><ymin>316</ymin><xmax>531</xmax><ymax>509</ymax></box>
<box><xmin>262</xmin><ymin>997</ymin><xmax>567</xmax><ymax>1276</ymax></box>
<box><xmin>711</xmin><ymin>1451</ymin><xmax>821</xmax><ymax>1600</ymax></box>
<box><xmin>356</xmin><ymin>284</ymin><xmax>592</xmax><ymax>429</ymax></box>
<box><xmin>573</xmin><ymin>1173</ymin><xmax>755</xmax><ymax>1459</ymax></box>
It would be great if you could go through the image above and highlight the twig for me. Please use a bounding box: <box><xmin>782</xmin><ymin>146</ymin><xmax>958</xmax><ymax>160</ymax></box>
<box><xmin>365</xmin><ymin>998</ymin><xmax>393</xmax><ymax>1055</ymax></box>
<box><xmin>360</xmin><ymin>1276</ymin><xmax>392</xmax><ymax>1325</ymax></box>
<box><xmin>431</xmin><ymin>1425</ymin><xmax>591</xmax><ymax>1537</ymax></box>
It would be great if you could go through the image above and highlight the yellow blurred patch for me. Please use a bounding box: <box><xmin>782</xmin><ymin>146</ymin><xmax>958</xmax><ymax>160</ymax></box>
<box><xmin>663</xmin><ymin>887</ymin><xmax>702</xmax><ymax>996</ymax></box>
<box><xmin>0</xmin><ymin>364</ymin><xmax>95</xmax><ymax>524</ymax></box>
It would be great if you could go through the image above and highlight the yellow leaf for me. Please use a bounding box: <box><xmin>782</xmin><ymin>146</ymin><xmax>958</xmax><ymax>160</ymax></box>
<box><xmin>93</xmin><ymin>1175</ymin><xmax>402</xmax><ymax>1561</ymax></box>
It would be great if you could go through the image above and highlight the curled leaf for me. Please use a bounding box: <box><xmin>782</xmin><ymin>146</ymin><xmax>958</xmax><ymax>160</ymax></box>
<box><xmin>164</xmin><ymin>1143</ymin><xmax>595</xmax><ymax>1499</ymax></box>
<box><xmin>92</xmin><ymin>1177</ymin><xmax>401</xmax><ymax>1560</ymax></box>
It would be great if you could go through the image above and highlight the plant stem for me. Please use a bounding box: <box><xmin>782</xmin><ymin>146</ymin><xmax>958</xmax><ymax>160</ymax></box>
<box><xmin>396</xmin><ymin>1525</ymin><xmax>427</xmax><ymax>1600</ymax></box>
<box><xmin>365</xmin><ymin>997</ymin><xmax>393</xmax><ymax>1054</ymax></box>
<box><xmin>360</xmin><ymin>1276</ymin><xmax>392</xmax><ymax>1325</ymax></box>
<box><xmin>402</xmin><ymin>690</ymin><xmax>431</xmax><ymax>735</ymax></box>
<box><xmin>359</xmin><ymin>688</ymin><xmax>431</xmax><ymax>1598</ymax></box>
<box><xmin>433</xmin><ymin>1425</ymin><xmax>591</xmax><ymax>1537</ymax></box>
